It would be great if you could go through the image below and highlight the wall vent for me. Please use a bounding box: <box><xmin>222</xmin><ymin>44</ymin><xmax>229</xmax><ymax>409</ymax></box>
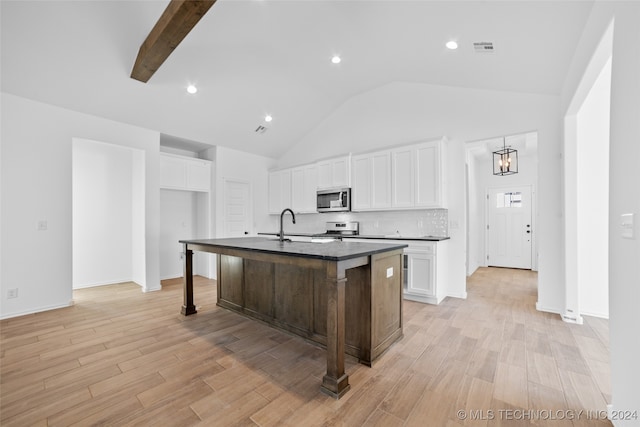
<box><xmin>473</xmin><ymin>41</ymin><xmax>495</xmax><ymax>53</ymax></box>
<box><xmin>255</xmin><ymin>125</ymin><xmax>268</xmax><ymax>134</ymax></box>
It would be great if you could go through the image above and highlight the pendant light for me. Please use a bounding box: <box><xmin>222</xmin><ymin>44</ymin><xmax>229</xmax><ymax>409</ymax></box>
<box><xmin>493</xmin><ymin>137</ymin><xmax>518</xmax><ymax>176</ymax></box>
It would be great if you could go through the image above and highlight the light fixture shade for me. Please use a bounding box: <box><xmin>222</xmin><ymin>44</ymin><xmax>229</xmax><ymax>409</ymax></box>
<box><xmin>493</xmin><ymin>139</ymin><xmax>518</xmax><ymax>175</ymax></box>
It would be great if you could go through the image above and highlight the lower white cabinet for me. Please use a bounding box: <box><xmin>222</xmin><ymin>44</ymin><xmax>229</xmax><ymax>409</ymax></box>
<box><xmin>403</xmin><ymin>242</ymin><xmax>440</xmax><ymax>303</ymax></box>
<box><xmin>347</xmin><ymin>238</ymin><xmax>447</xmax><ymax>304</ymax></box>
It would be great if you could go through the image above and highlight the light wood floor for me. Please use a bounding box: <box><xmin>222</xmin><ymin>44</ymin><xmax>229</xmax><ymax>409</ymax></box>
<box><xmin>1</xmin><ymin>268</ymin><xmax>612</xmax><ymax>426</ymax></box>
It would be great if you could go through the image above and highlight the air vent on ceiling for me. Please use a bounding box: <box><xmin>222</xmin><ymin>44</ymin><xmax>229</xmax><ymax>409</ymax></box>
<box><xmin>473</xmin><ymin>41</ymin><xmax>495</xmax><ymax>53</ymax></box>
<box><xmin>255</xmin><ymin>125</ymin><xmax>268</xmax><ymax>134</ymax></box>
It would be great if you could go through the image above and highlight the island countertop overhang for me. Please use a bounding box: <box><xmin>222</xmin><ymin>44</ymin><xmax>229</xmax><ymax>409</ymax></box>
<box><xmin>179</xmin><ymin>237</ymin><xmax>408</xmax><ymax>262</ymax></box>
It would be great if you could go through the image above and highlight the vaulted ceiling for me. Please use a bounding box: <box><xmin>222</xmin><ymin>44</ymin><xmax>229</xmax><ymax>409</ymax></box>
<box><xmin>1</xmin><ymin>0</ymin><xmax>594</xmax><ymax>158</ymax></box>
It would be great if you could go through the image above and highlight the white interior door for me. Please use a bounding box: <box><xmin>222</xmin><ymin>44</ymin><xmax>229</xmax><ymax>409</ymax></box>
<box><xmin>224</xmin><ymin>179</ymin><xmax>251</xmax><ymax>237</ymax></box>
<box><xmin>487</xmin><ymin>186</ymin><xmax>532</xmax><ymax>269</ymax></box>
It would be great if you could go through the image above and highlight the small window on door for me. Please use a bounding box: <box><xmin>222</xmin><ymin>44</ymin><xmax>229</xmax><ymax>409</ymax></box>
<box><xmin>496</xmin><ymin>192</ymin><xmax>522</xmax><ymax>208</ymax></box>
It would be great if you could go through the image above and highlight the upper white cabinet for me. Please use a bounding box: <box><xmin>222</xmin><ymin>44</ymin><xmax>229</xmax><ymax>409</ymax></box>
<box><xmin>391</xmin><ymin>146</ymin><xmax>415</xmax><ymax>208</ymax></box>
<box><xmin>291</xmin><ymin>164</ymin><xmax>318</xmax><ymax>213</ymax></box>
<box><xmin>268</xmin><ymin>169</ymin><xmax>292</xmax><ymax>214</ymax></box>
<box><xmin>160</xmin><ymin>153</ymin><xmax>211</xmax><ymax>192</ymax></box>
<box><xmin>351</xmin><ymin>151</ymin><xmax>392</xmax><ymax>211</ymax></box>
<box><xmin>267</xmin><ymin>136</ymin><xmax>446</xmax><ymax>213</ymax></box>
<box><xmin>414</xmin><ymin>140</ymin><xmax>443</xmax><ymax>207</ymax></box>
<box><xmin>351</xmin><ymin>137</ymin><xmax>446</xmax><ymax>211</ymax></box>
<box><xmin>317</xmin><ymin>155</ymin><xmax>351</xmax><ymax>189</ymax></box>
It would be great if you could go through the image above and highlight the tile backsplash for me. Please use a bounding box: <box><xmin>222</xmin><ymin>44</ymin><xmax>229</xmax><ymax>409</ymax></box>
<box><xmin>269</xmin><ymin>209</ymin><xmax>449</xmax><ymax>238</ymax></box>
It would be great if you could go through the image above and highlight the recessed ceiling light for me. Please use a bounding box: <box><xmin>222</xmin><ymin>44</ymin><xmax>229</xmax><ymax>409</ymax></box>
<box><xmin>446</xmin><ymin>41</ymin><xmax>458</xmax><ymax>50</ymax></box>
<box><xmin>264</xmin><ymin>115</ymin><xmax>273</xmax><ymax>122</ymax></box>
<box><xmin>186</xmin><ymin>84</ymin><xmax>197</xmax><ymax>94</ymax></box>
<box><xmin>331</xmin><ymin>55</ymin><xmax>341</xmax><ymax>64</ymax></box>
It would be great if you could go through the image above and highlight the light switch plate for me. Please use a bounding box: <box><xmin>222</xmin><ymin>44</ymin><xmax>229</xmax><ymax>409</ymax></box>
<box><xmin>621</xmin><ymin>213</ymin><xmax>634</xmax><ymax>239</ymax></box>
<box><xmin>386</xmin><ymin>267</ymin><xmax>393</xmax><ymax>278</ymax></box>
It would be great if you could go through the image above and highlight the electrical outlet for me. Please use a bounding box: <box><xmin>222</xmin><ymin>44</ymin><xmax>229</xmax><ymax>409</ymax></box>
<box><xmin>386</xmin><ymin>267</ymin><xmax>393</xmax><ymax>278</ymax></box>
<box><xmin>37</xmin><ymin>220</ymin><xmax>48</xmax><ymax>231</ymax></box>
<box><xmin>7</xmin><ymin>288</ymin><xmax>18</xmax><ymax>299</ymax></box>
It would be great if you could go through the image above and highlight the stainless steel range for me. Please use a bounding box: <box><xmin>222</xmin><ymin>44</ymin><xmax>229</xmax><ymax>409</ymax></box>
<box><xmin>311</xmin><ymin>221</ymin><xmax>359</xmax><ymax>242</ymax></box>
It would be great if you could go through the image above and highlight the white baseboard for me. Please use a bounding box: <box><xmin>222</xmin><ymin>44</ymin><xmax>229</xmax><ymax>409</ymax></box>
<box><xmin>580</xmin><ymin>309</ymin><xmax>609</xmax><ymax>320</ymax></box>
<box><xmin>535</xmin><ymin>302</ymin><xmax>562</xmax><ymax>314</ymax></box>
<box><xmin>447</xmin><ymin>291</ymin><xmax>468</xmax><ymax>300</ymax></box>
<box><xmin>0</xmin><ymin>300</ymin><xmax>74</xmax><ymax>320</ymax></box>
<box><xmin>73</xmin><ymin>277</ymin><xmax>133</xmax><ymax>289</ymax></box>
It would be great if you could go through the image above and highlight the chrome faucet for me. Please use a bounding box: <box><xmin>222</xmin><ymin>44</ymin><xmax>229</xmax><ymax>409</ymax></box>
<box><xmin>279</xmin><ymin>208</ymin><xmax>296</xmax><ymax>242</ymax></box>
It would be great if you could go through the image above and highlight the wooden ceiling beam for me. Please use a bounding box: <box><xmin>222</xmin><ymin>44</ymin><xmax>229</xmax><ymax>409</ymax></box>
<box><xmin>131</xmin><ymin>0</ymin><xmax>217</xmax><ymax>83</ymax></box>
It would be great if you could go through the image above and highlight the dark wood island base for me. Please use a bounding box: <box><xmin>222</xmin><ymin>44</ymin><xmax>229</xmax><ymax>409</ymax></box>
<box><xmin>179</xmin><ymin>237</ymin><xmax>406</xmax><ymax>398</ymax></box>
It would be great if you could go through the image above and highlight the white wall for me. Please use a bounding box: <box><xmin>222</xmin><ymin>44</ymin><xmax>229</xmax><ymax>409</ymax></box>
<box><xmin>0</xmin><ymin>93</ymin><xmax>161</xmax><ymax>319</ymax></box>
<box><xmin>72</xmin><ymin>139</ymin><xmax>140</xmax><ymax>288</ymax></box>
<box><xmin>608</xmin><ymin>5</ymin><xmax>640</xmax><ymax>424</ymax></box>
<box><xmin>576</xmin><ymin>59</ymin><xmax>611</xmax><ymax>319</ymax></box>
<box><xmin>277</xmin><ymin>81</ymin><xmax>563</xmax><ymax>313</ymax></box>
<box><xmin>212</xmin><ymin>145</ymin><xmax>275</xmax><ymax>238</ymax></box>
<box><xmin>160</xmin><ymin>189</ymin><xmax>197</xmax><ymax>280</ymax></box>
<box><xmin>198</xmin><ymin>145</ymin><xmax>274</xmax><ymax>279</ymax></box>
<box><xmin>131</xmin><ymin>148</ymin><xmax>146</xmax><ymax>286</ymax></box>
<box><xmin>561</xmin><ymin>3</ymin><xmax>640</xmax><ymax>424</ymax></box>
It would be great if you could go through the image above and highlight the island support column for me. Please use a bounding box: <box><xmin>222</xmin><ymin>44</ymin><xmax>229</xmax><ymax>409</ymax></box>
<box><xmin>181</xmin><ymin>244</ymin><xmax>197</xmax><ymax>315</ymax></box>
<box><xmin>321</xmin><ymin>261</ymin><xmax>351</xmax><ymax>398</ymax></box>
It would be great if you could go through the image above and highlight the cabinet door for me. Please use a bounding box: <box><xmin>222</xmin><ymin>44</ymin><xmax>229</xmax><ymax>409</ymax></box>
<box><xmin>268</xmin><ymin>170</ymin><xmax>292</xmax><ymax>214</ymax></box>
<box><xmin>160</xmin><ymin>154</ymin><xmax>187</xmax><ymax>189</ymax></box>
<box><xmin>415</xmin><ymin>141</ymin><xmax>441</xmax><ymax>207</ymax></box>
<box><xmin>291</xmin><ymin>167</ymin><xmax>305</xmax><ymax>213</ymax></box>
<box><xmin>406</xmin><ymin>252</ymin><xmax>435</xmax><ymax>296</ymax></box>
<box><xmin>291</xmin><ymin>165</ymin><xmax>317</xmax><ymax>213</ymax></box>
<box><xmin>392</xmin><ymin>147</ymin><xmax>414</xmax><ymax>207</ymax></box>
<box><xmin>302</xmin><ymin>165</ymin><xmax>318</xmax><ymax>212</ymax></box>
<box><xmin>186</xmin><ymin>159</ymin><xmax>210</xmax><ymax>192</ymax></box>
<box><xmin>280</xmin><ymin>170</ymin><xmax>292</xmax><ymax>210</ymax></box>
<box><xmin>332</xmin><ymin>156</ymin><xmax>350</xmax><ymax>187</ymax></box>
<box><xmin>351</xmin><ymin>154</ymin><xmax>372</xmax><ymax>210</ymax></box>
<box><xmin>317</xmin><ymin>156</ymin><xmax>351</xmax><ymax>189</ymax></box>
<box><xmin>268</xmin><ymin>171</ymin><xmax>282</xmax><ymax>214</ymax></box>
<box><xmin>316</xmin><ymin>161</ymin><xmax>332</xmax><ymax>189</ymax></box>
<box><xmin>371</xmin><ymin>151</ymin><xmax>392</xmax><ymax>208</ymax></box>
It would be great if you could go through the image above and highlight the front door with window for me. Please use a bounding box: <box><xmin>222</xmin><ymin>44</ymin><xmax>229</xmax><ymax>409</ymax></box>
<box><xmin>487</xmin><ymin>186</ymin><xmax>532</xmax><ymax>269</ymax></box>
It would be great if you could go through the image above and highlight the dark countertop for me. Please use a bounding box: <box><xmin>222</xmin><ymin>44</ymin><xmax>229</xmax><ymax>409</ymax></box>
<box><xmin>257</xmin><ymin>232</ymin><xmax>450</xmax><ymax>242</ymax></box>
<box><xmin>180</xmin><ymin>237</ymin><xmax>408</xmax><ymax>261</ymax></box>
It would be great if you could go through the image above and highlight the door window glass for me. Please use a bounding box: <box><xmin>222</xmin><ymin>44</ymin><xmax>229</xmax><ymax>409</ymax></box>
<box><xmin>496</xmin><ymin>192</ymin><xmax>522</xmax><ymax>208</ymax></box>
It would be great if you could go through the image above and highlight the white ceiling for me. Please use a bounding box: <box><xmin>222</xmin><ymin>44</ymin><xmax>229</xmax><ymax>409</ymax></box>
<box><xmin>1</xmin><ymin>0</ymin><xmax>594</xmax><ymax>158</ymax></box>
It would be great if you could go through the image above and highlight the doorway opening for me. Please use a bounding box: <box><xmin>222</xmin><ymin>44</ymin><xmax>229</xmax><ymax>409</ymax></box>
<box><xmin>72</xmin><ymin>138</ymin><xmax>146</xmax><ymax>290</ymax></box>
<box><xmin>465</xmin><ymin>131</ymin><xmax>539</xmax><ymax>275</ymax></box>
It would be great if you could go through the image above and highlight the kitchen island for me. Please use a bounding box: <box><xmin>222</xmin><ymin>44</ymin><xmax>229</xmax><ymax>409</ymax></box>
<box><xmin>179</xmin><ymin>237</ymin><xmax>407</xmax><ymax>398</ymax></box>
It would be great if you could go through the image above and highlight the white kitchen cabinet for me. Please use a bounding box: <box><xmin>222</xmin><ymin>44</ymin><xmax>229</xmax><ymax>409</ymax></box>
<box><xmin>351</xmin><ymin>151</ymin><xmax>391</xmax><ymax>211</ymax></box>
<box><xmin>268</xmin><ymin>169</ymin><xmax>292</xmax><ymax>214</ymax></box>
<box><xmin>404</xmin><ymin>244</ymin><xmax>436</xmax><ymax>299</ymax></box>
<box><xmin>402</xmin><ymin>240</ymin><xmax>449</xmax><ymax>304</ymax></box>
<box><xmin>346</xmin><ymin>238</ymin><xmax>447</xmax><ymax>304</ymax></box>
<box><xmin>391</xmin><ymin>146</ymin><xmax>415</xmax><ymax>208</ymax></box>
<box><xmin>414</xmin><ymin>139</ymin><xmax>444</xmax><ymax>207</ymax></box>
<box><xmin>317</xmin><ymin>155</ymin><xmax>351</xmax><ymax>189</ymax></box>
<box><xmin>160</xmin><ymin>153</ymin><xmax>211</xmax><ymax>192</ymax></box>
<box><xmin>351</xmin><ymin>154</ymin><xmax>372</xmax><ymax>210</ymax></box>
<box><xmin>291</xmin><ymin>164</ymin><xmax>317</xmax><ymax>213</ymax></box>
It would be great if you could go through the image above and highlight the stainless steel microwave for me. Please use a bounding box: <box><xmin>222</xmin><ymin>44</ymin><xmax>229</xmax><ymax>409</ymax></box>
<box><xmin>317</xmin><ymin>188</ymin><xmax>351</xmax><ymax>213</ymax></box>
